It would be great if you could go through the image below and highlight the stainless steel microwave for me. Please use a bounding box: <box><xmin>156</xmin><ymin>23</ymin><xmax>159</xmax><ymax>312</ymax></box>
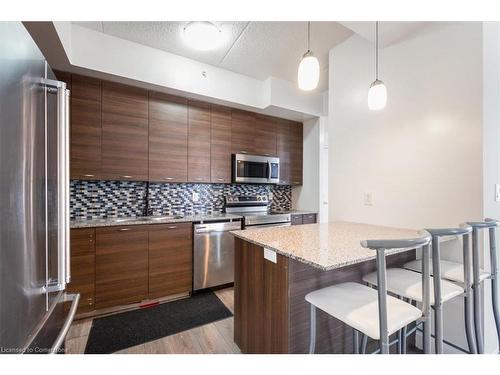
<box><xmin>232</xmin><ymin>154</ymin><xmax>280</xmax><ymax>184</ymax></box>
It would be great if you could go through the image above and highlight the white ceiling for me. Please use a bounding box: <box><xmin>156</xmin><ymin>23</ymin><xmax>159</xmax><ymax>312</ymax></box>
<box><xmin>339</xmin><ymin>21</ymin><xmax>429</xmax><ymax>47</ymax></box>
<box><xmin>72</xmin><ymin>21</ymin><xmax>354</xmax><ymax>91</ymax></box>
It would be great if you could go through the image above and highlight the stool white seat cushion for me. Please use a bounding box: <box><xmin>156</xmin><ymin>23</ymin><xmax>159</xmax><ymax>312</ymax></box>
<box><xmin>305</xmin><ymin>282</ymin><xmax>422</xmax><ymax>340</ymax></box>
<box><xmin>363</xmin><ymin>268</ymin><xmax>464</xmax><ymax>304</ymax></box>
<box><xmin>403</xmin><ymin>259</ymin><xmax>489</xmax><ymax>284</ymax></box>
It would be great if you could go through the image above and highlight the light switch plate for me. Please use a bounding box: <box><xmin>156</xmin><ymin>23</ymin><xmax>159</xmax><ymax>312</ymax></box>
<box><xmin>364</xmin><ymin>192</ymin><xmax>374</xmax><ymax>206</ymax></box>
<box><xmin>495</xmin><ymin>184</ymin><xmax>500</xmax><ymax>202</ymax></box>
<box><xmin>263</xmin><ymin>248</ymin><xmax>277</xmax><ymax>263</ymax></box>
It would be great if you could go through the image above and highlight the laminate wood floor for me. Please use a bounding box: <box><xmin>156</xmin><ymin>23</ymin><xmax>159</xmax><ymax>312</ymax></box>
<box><xmin>65</xmin><ymin>287</ymin><xmax>240</xmax><ymax>354</ymax></box>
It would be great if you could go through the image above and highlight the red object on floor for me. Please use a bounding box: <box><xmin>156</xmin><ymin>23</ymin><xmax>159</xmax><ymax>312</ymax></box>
<box><xmin>139</xmin><ymin>301</ymin><xmax>159</xmax><ymax>309</ymax></box>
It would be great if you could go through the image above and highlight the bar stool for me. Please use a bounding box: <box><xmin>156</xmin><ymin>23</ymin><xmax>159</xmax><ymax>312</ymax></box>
<box><xmin>466</xmin><ymin>219</ymin><xmax>500</xmax><ymax>353</ymax></box>
<box><xmin>305</xmin><ymin>235</ymin><xmax>432</xmax><ymax>354</ymax></box>
<box><xmin>405</xmin><ymin>220</ymin><xmax>500</xmax><ymax>353</ymax></box>
<box><xmin>403</xmin><ymin>225</ymin><xmax>478</xmax><ymax>353</ymax></box>
<box><xmin>363</xmin><ymin>226</ymin><xmax>472</xmax><ymax>354</ymax></box>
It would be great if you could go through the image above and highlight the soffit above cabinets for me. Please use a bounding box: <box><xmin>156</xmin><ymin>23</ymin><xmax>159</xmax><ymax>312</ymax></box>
<box><xmin>71</xmin><ymin>21</ymin><xmax>353</xmax><ymax>91</ymax></box>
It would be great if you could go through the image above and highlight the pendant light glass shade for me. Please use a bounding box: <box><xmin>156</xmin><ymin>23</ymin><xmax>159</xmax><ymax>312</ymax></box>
<box><xmin>298</xmin><ymin>22</ymin><xmax>319</xmax><ymax>91</ymax></box>
<box><xmin>298</xmin><ymin>51</ymin><xmax>320</xmax><ymax>91</ymax></box>
<box><xmin>368</xmin><ymin>21</ymin><xmax>387</xmax><ymax>110</ymax></box>
<box><xmin>368</xmin><ymin>79</ymin><xmax>387</xmax><ymax>111</ymax></box>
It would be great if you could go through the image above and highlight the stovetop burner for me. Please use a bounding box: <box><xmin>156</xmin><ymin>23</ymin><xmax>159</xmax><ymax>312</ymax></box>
<box><xmin>224</xmin><ymin>195</ymin><xmax>291</xmax><ymax>227</ymax></box>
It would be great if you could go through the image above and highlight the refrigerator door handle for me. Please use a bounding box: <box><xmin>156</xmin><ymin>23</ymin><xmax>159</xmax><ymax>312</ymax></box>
<box><xmin>41</xmin><ymin>78</ymin><xmax>70</xmax><ymax>291</ymax></box>
<box><xmin>56</xmin><ymin>83</ymin><xmax>71</xmax><ymax>286</ymax></box>
<box><xmin>49</xmin><ymin>293</ymin><xmax>80</xmax><ymax>354</ymax></box>
<box><xmin>63</xmin><ymin>87</ymin><xmax>70</xmax><ymax>284</ymax></box>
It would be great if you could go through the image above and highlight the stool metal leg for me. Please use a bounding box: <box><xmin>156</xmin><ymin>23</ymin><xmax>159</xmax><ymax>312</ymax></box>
<box><xmin>432</xmin><ymin>236</ymin><xmax>444</xmax><ymax>354</ymax></box>
<box><xmin>488</xmin><ymin>226</ymin><xmax>500</xmax><ymax>347</ymax></box>
<box><xmin>462</xmin><ymin>232</ymin><xmax>478</xmax><ymax>354</ymax></box>
<box><xmin>422</xmin><ymin>243</ymin><xmax>432</xmax><ymax>354</ymax></box>
<box><xmin>375</xmin><ymin>249</ymin><xmax>390</xmax><ymax>354</ymax></box>
<box><xmin>402</xmin><ymin>326</ymin><xmax>407</xmax><ymax>354</ymax></box>
<box><xmin>397</xmin><ymin>329</ymin><xmax>403</xmax><ymax>354</ymax></box>
<box><xmin>353</xmin><ymin>330</ymin><xmax>360</xmax><ymax>354</ymax></box>
<box><xmin>309</xmin><ymin>304</ymin><xmax>316</xmax><ymax>354</ymax></box>
<box><xmin>472</xmin><ymin>228</ymin><xmax>485</xmax><ymax>353</ymax></box>
<box><xmin>361</xmin><ymin>334</ymin><xmax>368</xmax><ymax>354</ymax></box>
<box><xmin>464</xmin><ymin>294</ymin><xmax>477</xmax><ymax>354</ymax></box>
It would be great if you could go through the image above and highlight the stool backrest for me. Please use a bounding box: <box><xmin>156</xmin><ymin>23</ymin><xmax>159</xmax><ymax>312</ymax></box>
<box><xmin>467</xmin><ymin>220</ymin><xmax>498</xmax><ymax>286</ymax></box>
<box><xmin>361</xmin><ymin>234</ymin><xmax>431</xmax><ymax>354</ymax></box>
<box><xmin>485</xmin><ymin>219</ymin><xmax>499</xmax><ymax>282</ymax></box>
<box><xmin>425</xmin><ymin>225</ymin><xmax>473</xmax><ymax>296</ymax></box>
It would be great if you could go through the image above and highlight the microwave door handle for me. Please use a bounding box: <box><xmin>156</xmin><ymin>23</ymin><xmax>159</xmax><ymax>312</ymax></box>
<box><xmin>267</xmin><ymin>161</ymin><xmax>271</xmax><ymax>181</ymax></box>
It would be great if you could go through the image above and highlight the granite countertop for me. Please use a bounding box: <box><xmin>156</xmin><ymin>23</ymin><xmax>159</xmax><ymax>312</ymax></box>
<box><xmin>231</xmin><ymin>221</ymin><xmax>425</xmax><ymax>271</ymax></box>
<box><xmin>71</xmin><ymin>213</ymin><xmax>243</xmax><ymax>229</ymax></box>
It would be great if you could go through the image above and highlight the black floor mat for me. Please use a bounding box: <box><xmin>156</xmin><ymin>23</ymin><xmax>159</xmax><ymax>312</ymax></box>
<box><xmin>84</xmin><ymin>291</ymin><xmax>232</xmax><ymax>354</ymax></box>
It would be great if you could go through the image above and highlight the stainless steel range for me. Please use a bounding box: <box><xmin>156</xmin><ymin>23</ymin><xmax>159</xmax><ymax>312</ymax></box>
<box><xmin>225</xmin><ymin>195</ymin><xmax>291</xmax><ymax>228</ymax></box>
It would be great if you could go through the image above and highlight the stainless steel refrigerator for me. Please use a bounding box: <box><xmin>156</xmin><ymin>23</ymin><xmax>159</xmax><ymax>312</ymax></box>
<box><xmin>0</xmin><ymin>22</ymin><xmax>79</xmax><ymax>354</ymax></box>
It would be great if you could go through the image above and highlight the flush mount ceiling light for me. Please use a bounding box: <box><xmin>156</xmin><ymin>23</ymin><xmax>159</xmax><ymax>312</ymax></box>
<box><xmin>182</xmin><ymin>21</ymin><xmax>225</xmax><ymax>51</ymax></box>
<box><xmin>367</xmin><ymin>21</ymin><xmax>387</xmax><ymax>110</ymax></box>
<box><xmin>298</xmin><ymin>22</ymin><xmax>320</xmax><ymax>91</ymax></box>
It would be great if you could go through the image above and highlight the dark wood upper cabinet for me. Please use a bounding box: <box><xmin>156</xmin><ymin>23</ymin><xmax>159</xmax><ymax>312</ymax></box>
<box><xmin>148</xmin><ymin>223</ymin><xmax>193</xmax><ymax>299</ymax></box>
<box><xmin>68</xmin><ymin>228</ymin><xmax>96</xmax><ymax>313</ymax></box>
<box><xmin>290</xmin><ymin>122</ymin><xmax>303</xmax><ymax>185</ymax></box>
<box><xmin>188</xmin><ymin>101</ymin><xmax>211</xmax><ymax>183</ymax></box>
<box><xmin>59</xmin><ymin>71</ymin><xmax>303</xmax><ymax>186</ymax></box>
<box><xmin>276</xmin><ymin>119</ymin><xmax>291</xmax><ymax>185</ymax></box>
<box><xmin>231</xmin><ymin>110</ymin><xmax>256</xmax><ymax>155</ymax></box>
<box><xmin>95</xmin><ymin>225</ymin><xmax>149</xmax><ymax>309</ymax></box>
<box><xmin>148</xmin><ymin>92</ymin><xmax>188</xmax><ymax>183</ymax></box>
<box><xmin>70</xmin><ymin>75</ymin><xmax>102</xmax><ymax>180</ymax></box>
<box><xmin>101</xmin><ymin>82</ymin><xmax>149</xmax><ymax>181</ymax></box>
<box><xmin>277</xmin><ymin>119</ymin><xmax>303</xmax><ymax>185</ymax></box>
<box><xmin>210</xmin><ymin>105</ymin><xmax>232</xmax><ymax>183</ymax></box>
<box><xmin>255</xmin><ymin>115</ymin><xmax>277</xmax><ymax>157</ymax></box>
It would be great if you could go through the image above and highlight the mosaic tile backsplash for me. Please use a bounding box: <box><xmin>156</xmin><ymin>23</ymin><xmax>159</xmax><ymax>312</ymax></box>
<box><xmin>70</xmin><ymin>180</ymin><xmax>292</xmax><ymax>220</ymax></box>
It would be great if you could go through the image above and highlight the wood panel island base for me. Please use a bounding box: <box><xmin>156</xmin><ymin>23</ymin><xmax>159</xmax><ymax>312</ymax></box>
<box><xmin>232</xmin><ymin>222</ymin><xmax>423</xmax><ymax>354</ymax></box>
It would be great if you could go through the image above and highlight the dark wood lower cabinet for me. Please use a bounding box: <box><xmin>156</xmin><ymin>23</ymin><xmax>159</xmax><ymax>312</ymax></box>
<box><xmin>148</xmin><ymin>223</ymin><xmax>193</xmax><ymax>299</ymax></box>
<box><xmin>67</xmin><ymin>228</ymin><xmax>96</xmax><ymax>314</ymax></box>
<box><xmin>234</xmin><ymin>238</ymin><xmax>289</xmax><ymax>353</ymax></box>
<box><xmin>291</xmin><ymin>213</ymin><xmax>317</xmax><ymax>225</ymax></box>
<box><xmin>234</xmin><ymin>237</ymin><xmax>416</xmax><ymax>354</ymax></box>
<box><xmin>72</xmin><ymin>223</ymin><xmax>193</xmax><ymax>314</ymax></box>
<box><xmin>95</xmin><ymin>226</ymin><xmax>149</xmax><ymax>309</ymax></box>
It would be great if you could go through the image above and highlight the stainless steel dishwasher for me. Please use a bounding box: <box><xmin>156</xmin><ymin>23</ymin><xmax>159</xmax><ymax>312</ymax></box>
<box><xmin>193</xmin><ymin>220</ymin><xmax>242</xmax><ymax>291</ymax></box>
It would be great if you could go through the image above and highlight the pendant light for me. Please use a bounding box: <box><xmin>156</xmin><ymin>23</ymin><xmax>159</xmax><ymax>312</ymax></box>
<box><xmin>298</xmin><ymin>22</ymin><xmax>320</xmax><ymax>91</ymax></box>
<box><xmin>367</xmin><ymin>21</ymin><xmax>387</xmax><ymax>110</ymax></box>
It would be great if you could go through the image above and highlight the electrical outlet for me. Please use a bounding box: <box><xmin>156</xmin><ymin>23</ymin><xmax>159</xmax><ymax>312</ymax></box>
<box><xmin>192</xmin><ymin>191</ymin><xmax>200</xmax><ymax>203</ymax></box>
<box><xmin>495</xmin><ymin>184</ymin><xmax>500</xmax><ymax>202</ymax></box>
<box><xmin>268</xmin><ymin>192</ymin><xmax>274</xmax><ymax>201</ymax></box>
<box><xmin>364</xmin><ymin>192</ymin><xmax>374</xmax><ymax>206</ymax></box>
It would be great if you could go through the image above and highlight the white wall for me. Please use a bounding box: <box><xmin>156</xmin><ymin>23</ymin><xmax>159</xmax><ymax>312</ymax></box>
<box><xmin>328</xmin><ymin>22</ymin><xmax>494</xmax><ymax>353</ymax></box>
<box><xmin>292</xmin><ymin>119</ymin><xmax>320</xmax><ymax>214</ymax></box>
<box><xmin>329</xmin><ymin>22</ymin><xmax>483</xmax><ymax>229</ymax></box>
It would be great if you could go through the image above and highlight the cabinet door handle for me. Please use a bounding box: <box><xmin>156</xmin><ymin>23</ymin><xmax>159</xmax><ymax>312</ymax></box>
<box><xmin>163</xmin><ymin>177</ymin><xmax>173</xmax><ymax>180</ymax></box>
<box><xmin>168</xmin><ymin>226</ymin><xmax>177</xmax><ymax>229</ymax></box>
<box><xmin>118</xmin><ymin>228</ymin><xmax>131</xmax><ymax>231</ymax></box>
<box><xmin>240</xmin><ymin>150</ymin><xmax>248</xmax><ymax>154</ymax></box>
<box><xmin>83</xmin><ymin>174</ymin><xmax>95</xmax><ymax>178</ymax></box>
<box><xmin>217</xmin><ymin>178</ymin><xmax>224</xmax><ymax>181</ymax></box>
<box><xmin>122</xmin><ymin>175</ymin><xmax>133</xmax><ymax>179</ymax></box>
